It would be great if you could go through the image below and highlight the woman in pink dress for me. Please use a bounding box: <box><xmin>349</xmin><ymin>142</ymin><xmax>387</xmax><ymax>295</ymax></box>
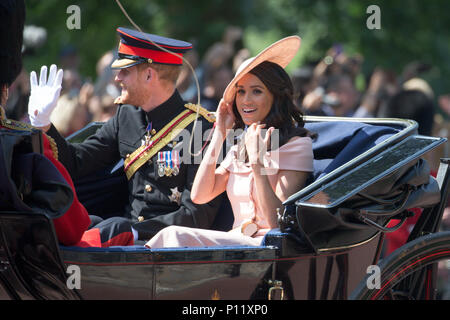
<box><xmin>146</xmin><ymin>36</ymin><xmax>314</xmax><ymax>248</ymax></box>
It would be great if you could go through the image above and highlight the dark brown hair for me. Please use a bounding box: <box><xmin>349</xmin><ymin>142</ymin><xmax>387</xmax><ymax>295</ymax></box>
<box><xmin>138</xmin><ymin>62</ymin><xmax>181</xmax><ymax>85</ymax></box>
<box><xmin>232</xmin><ymin>61</ymin><xmax>313</xmax><ymax>147</ymax></box>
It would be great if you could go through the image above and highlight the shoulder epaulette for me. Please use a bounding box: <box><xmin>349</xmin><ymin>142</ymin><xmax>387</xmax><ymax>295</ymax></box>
<box><xmin>124</xmin><ymin>108</ymin><xmax>197</xmax><ymax>180</ymax></box>
<box><xmin>1</xmin><ymin>107</ymin><xmax>59</xmax><ymax>159</ymax></box>
<box><xmin>0</xmin><ymin>112</ymin><xmax>34</xmax><ymax>132</ymax></box>
<box><xmin>184</xmin><ymin>103</ymin><xmax>216</xmax><ymax>123</ymax></box>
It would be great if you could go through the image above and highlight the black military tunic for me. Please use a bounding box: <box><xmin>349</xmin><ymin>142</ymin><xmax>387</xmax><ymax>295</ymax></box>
<box><xmin>47</xmin><ymin>90</ymin><xmax>222</xmax><ymax>240</ymax></box>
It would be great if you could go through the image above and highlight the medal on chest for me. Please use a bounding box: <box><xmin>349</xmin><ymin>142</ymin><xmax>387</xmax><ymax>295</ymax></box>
<box><xmin>169</xmin><ymin>187</ymin><xmax>182</xmax><ymax>205</ymax></box>
<box><xmin>142</xmin><ymin>122</ymin><xmax>157</xmax><ymax>147</ymax></box>
<box><xmin>157</xmin><ymin>150</ymin><xmax>180</xmax><ymax>177</ymax></box>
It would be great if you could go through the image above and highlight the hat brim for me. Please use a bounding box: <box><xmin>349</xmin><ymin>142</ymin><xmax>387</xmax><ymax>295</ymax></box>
<box><xmin>222</xmin><ymin>36</ymin><xmax>301</xmax><ymax>103</ymax></box>
<box><xmin>111</xmin><ymin>58</ymin><xmax>145</xmax><ymax>69</ymax></box>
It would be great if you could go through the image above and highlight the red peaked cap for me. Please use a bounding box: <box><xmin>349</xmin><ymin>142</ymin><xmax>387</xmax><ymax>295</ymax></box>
<box><xmin>111</xmin><ymin>27</ymin><xmax>192</xmax><ymax>69</ymax></box>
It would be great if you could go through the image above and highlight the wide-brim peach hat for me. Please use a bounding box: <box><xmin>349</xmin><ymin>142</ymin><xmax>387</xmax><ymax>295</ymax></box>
<box><xmin>222</xmin><ymin>35</ymin><xmax>301</xmax><ymax>103</ymax></box>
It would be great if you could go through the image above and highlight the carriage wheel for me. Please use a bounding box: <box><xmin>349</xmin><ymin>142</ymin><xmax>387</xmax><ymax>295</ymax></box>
<box><xmin>349</xmin><ymin>231</ymin><xmax>450</xmax><ymax>300</ymax></box>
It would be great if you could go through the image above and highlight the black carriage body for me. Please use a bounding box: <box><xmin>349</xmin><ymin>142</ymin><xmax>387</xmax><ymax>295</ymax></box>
<box><xmin>0</xmin><ymin>117</ymin><xmax>447</xmax><ymax>300</ymax></box>
<box><xmin>0</xmin><ymin>211</ymin><xmax>381</xmax><ymax>300</ymax></box>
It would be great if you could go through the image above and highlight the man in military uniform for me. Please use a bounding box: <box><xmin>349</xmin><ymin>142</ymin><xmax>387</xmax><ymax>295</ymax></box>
<box><xmin>28</xmin><ymin>27</ymin><xmax>222</xmax><ymax>241</ymax></box>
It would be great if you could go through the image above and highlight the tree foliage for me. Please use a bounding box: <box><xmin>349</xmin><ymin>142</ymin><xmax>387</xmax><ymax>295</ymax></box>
<box><xmin>24</xmin><ymin>0</ymin><xmax>450</xmax><ymax>96</ymax></box>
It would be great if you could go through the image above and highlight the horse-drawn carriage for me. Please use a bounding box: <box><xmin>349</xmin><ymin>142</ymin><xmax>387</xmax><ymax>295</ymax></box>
<box><xmin>0</xmin><ymin>116</ymin><xmax>448</xmax><ymax>300</ymax></box>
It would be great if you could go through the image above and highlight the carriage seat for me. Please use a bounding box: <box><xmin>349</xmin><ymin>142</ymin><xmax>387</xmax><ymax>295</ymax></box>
<box><xmin>66</xmin><ymin>121</ymin><xmax>401</xmax><ymax>252</ymax></box>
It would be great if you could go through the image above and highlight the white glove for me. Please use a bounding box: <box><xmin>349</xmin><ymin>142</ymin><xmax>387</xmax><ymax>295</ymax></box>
<box><xmin>28</xmin><ymin>64</ymin><xmax>64</xmax><ymax>127</ymax></box>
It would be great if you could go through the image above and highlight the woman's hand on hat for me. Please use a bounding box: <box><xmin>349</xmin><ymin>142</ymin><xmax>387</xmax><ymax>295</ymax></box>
<box><xmin>28</xmin><ymin>64</ymin><xmax>64</xmax><ymax>128</ymax></box>
<box><xmin>216</xmin><ymin>99</ymin><xmax>235</xmax><ymax>137</ymax></box>
<box><xmin>245</xmin><ymin>122</ymin><xmax>274</xmax><ymax>167</ymax></box>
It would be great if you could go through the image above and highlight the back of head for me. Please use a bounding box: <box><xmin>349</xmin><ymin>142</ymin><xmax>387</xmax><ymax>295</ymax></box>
<box><xmin>0</xmin><ymin>0</ymin><xmax>26</xmax><ymax>89</ymax></box>
<box><xmin>383</xmin><ymin>89</ymin><xmax>435</xmax><ymax>135</ymax></box>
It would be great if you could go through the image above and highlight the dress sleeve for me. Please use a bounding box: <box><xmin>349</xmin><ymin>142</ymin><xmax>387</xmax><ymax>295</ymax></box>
<box><xmin>264</xmin><ymin>136</ymin><xmax>314</xmax><ymax>173</ymax></box>
<box><xmin>220</xmin><ymin>136</ymin><xmax>314</xmax><ymax>174</ymax></box>
<box><xmin>219</xmin><ymin>144</ymin><xmax>239</xmax><ymax>171</ymax></box>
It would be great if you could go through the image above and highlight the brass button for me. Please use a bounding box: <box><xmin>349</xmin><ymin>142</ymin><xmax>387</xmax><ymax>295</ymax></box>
<box><xmin>138</xmin><ymin>216</ymin><xmax>144</xmax><ymax>222</ymax></box>
<box><xmin>126</xmin><ymin>154</ymin><xmax>130</xmax><ymax>158</ymax></box>
<box><xmin>145</xmin><ymin>184</ymin><xmax>152</xmax><ymax>192</ymax></box>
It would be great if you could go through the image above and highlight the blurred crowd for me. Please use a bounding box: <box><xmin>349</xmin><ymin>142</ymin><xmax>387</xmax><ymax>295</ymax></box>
<box><xmin>5</xmin><ymin>25</ymin><xmax>450</xmax><ymax>172</ymax></box>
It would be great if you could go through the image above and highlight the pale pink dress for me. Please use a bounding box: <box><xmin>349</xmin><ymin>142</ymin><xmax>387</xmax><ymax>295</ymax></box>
<box><xmin>145</xmin><ymin>136</ymin><xmax>314</xmax><ymax>248</ymax></box>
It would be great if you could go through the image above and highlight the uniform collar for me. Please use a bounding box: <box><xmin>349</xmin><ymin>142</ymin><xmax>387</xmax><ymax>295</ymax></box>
<box><xmin>144</xmin><ymin>90</ymin><xmax>185</xmax><ymax>130</ymax></box>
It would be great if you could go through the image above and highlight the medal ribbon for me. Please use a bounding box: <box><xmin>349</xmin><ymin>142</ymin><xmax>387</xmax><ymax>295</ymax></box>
<box><xmin>173</xmin><ymin>150</ymin><xmax>179</xmax><ymax>170</ymax></box>
<box><xmin>124</xmin><ymin>108</ymin><xmax>197</xmax><ymax>179</ymax></box>
<box><xmin>167</xmin><ymin>151</ymin><xmax>172</xmax><ymax>170</ymax></box>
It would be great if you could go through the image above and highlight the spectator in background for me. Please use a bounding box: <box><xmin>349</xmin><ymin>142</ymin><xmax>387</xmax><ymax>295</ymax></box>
<box><xmin>59</xmin><ymin>45</ymin><xmax>80</xmax><ymax>71</ymax></box>
<box><xmin>77</xmin><ymin>50</ymin><xmax>121</xmax><ymax>125</ymax></box>
<box><xmin>48</xmin><ymin>67</ymin><xmax>90</xmax><ymax>137</ymax></box>
<box><xmin>60</xmin><ymin>68</ymin><xmax>82</xmax><ymax>97</ymax></box>
<box><xmin>199</xmin><ymin>26</ymin><xmax>243</xmax><ymax>110</ymax></box>
<box><xmin>87</xmin><ymin>93</ymin><xmax>118</xmax><ymax>123</ymax></box>
<box><xmin>302</xmin><ymin>73</ymin><xmax>360</xmax><ymax>117</ymax></box>
<box><xmin>50</xmin><ymin>93</ymin><xmax>88</xmax><ymax>137</ymax></box>
<box><xmin>93</xmin><ymin>49</ymin><xmax>121</xmax><ymax>99</ymax></box>
<box><xmin>323</xmin><ymin>73</ymin><xmax>360</xmax><ymax>117</ymax></box>
<box><xmin>379</xmin><ymin>84</ymin><xmax>438</xmax><ymax>172</ymax></box>
<box><xmin>177</xmin><ymin>48</ymin><xmax>200</xmax><ymax>103</ymax></box>
<box><xmin>354</xmin><ymin>68</ymin><xmax>398</xmax><ymax>118</ymax></box>
<box><xmin>5</xmin><ymin>25</ymin><xmax>47</xmax><ymax>121</ymax></box>
<box><xmin>400</xmin><ymin>61</ymin><xmax>432</xmax><ymax>84</ymax></box>
<box><xmin>291</xmin><ymin>65</ymin><xmax>315</xmax><ymax>108</ymax></box>
<box><xmin>403</xmin><ymin>77</ymin><xmax>434</xmax><ymax>101</ymax></box>
<box><xmin>232</xmin><ymin>48</ymin><xmax>250</xmax><ymax>74</ymax></box>
<box><xmin>380</xmin><ymin>89</ymin><xmax>435</xmax><ymax>136</ymax></box>
<box><xmin>300</xmin><ymin>45</ymin><xmax>365</xmax><ymax>117</ymax></box>
<box><xmin>300</xmin><ymin>55</ymin><xmax>400</xmax><ymax>120</ymax></box>
<box><xmin>381</xmin><ymin>88</ymin><xmax>437</xmax><ymax>256</ymax></box>
<box><xmin>4</xmin><ymin>67</ymin><xmax>29</xmax><ymax>121</ymax></box>
<box><xmin>201</xmin><ymin>64</ymin><xmax>233</xmax><ymax>111</ymax></box>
